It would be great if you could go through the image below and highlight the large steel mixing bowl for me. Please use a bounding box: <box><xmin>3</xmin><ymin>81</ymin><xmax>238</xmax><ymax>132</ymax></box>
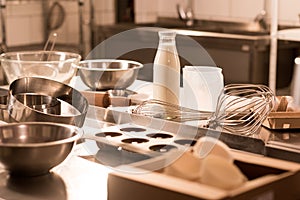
<box><xmin>0</xmin><ymin>51</ymin><xmax>81</xmax><ymax>84</ymax></box>
<box><xmin>0</xmin><ymin>122</ymin><xmax>80</xmax><ymax>176</ymax></box>
<box><xmin>74</xmin><ymin>59</ymin><xmax>143</xmax><ymax>90</ymax></box>
<box><xmin>8</xmin><ymin>77</ymin><xmax>88</xmax><ymax>127</ymax></box>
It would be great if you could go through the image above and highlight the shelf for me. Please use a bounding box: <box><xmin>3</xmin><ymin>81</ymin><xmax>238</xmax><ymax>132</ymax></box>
<box><xmin>277</xmin><ymin>28</ymin><xmax>300</xmax><ymax>42</ymax></box>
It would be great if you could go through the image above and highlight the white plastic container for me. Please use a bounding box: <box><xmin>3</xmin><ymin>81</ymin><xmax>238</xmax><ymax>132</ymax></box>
<box><xmin>183</xmin><ymin>66</ymin><xmax>224</xmax><ymax>112</ymax></box>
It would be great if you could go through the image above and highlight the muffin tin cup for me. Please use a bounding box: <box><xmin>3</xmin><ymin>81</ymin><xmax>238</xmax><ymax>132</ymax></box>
<box><xmin>83</xmin><ymin>123</ymin><xmax>198</xmax><ymax>159</ymax></box>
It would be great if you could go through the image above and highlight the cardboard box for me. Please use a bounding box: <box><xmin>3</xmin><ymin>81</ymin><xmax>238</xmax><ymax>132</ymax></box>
<box><xmin>263</xmin><ymin>111</ymin><xmax>300</xmax><ymax>129</ymax></box>
<box><xmin>108</xmin><ymin>150</ymin><xmax>300</xmax><ymax>200</ymax></box>
<box><xmin>263</xmin><ymin>96</ymin><xmax>300</xmax><ymax>129</ymax></box>
<box><xmin>80</xmin><ymin>90</ymin><xmax>110</xmax><ymax>107</ymax></box>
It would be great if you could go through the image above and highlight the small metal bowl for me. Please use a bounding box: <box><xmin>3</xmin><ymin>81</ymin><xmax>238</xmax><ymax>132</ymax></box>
<box><xmin>0</xmin><ymin>122</ymin><xmax>80</xmax><ymax>176</ymax></box>
<box><xmin>14</xmin><ymin>93</ymin><xmax>61</xmax><ymax>115</ymax></box>
<box><xmin>8</xmin><ymin>77</ymin><xmax>89</xmax><ymax>127</ymax></box>
<box><xmin>107</xmin><ymin>89</ymin><xmax>137</xmax><ymax>107</ymax></box>
<box><xmin>73</xmin><ymin>59</ymin><xmax>143</xmax><ymax>90</ymax></box>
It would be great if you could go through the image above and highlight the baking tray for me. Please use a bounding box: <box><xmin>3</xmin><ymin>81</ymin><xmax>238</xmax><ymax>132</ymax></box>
<box><xmin>82</xmin><ymin>122</ymin><xmax>198</xmax><ymax>167</ymax></box>
<box><xmin>84</xmin><ymin>105</ymin><xmax>300</xmax><ymax>164</ymax></box>
<box><xmin>85</xmin><ymin>106</ymin><xmax>266</xmax><ymax>154</ymax></box>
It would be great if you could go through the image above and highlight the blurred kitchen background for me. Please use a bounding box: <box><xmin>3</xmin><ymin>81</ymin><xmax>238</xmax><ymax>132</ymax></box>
<box><xmin>1</xmin><ymin>0</ymin><xmax>300</xmax><ymax>93</ymax></box>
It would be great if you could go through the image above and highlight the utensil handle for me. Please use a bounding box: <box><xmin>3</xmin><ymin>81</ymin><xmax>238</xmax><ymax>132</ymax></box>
<box><xmin>82</xmin><ymin>134</ymin><xmax>160</xmax><ymax>157</ymax></box>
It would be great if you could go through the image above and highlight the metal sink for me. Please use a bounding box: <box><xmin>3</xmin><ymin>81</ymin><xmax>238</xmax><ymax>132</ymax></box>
<box><xmin>136</xmin><ymin>18</ymin><xmax>270</xmax><ymax>36</ymax></box>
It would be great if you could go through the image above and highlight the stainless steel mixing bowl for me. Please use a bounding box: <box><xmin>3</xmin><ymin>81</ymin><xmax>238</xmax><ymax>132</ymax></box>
<box><xmin>8</xmin><ymin>77</ymin><xmax>89</xmax><ymax>127</ymax></box>
<box><xmin>14</xmin><ymin>93</ymin><xmax>61</xmax><ymax>115</ymax></box>
<box><xmin>73</xmin><ymin>59</ymin><xmax>143</xmax><ymax>90</ymax></box>
<box><xmin>0</xmin><ymin>88</ymin><xmax>16</xmax><ymax>123</ymax></box>
<box><xmin>0</xmin><ymin>122</ymin><xmax>80</xmax><ymax>176</ymax></box>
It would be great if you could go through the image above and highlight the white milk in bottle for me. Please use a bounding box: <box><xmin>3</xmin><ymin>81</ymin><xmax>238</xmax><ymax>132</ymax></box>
<box><xmin>153</xmin><ymin>31</ymin><xmax>180</xmax><ymax>105</ymax></box>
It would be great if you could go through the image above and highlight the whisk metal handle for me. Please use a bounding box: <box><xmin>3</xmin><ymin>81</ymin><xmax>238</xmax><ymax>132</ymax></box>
<box><xmin>132</xmin><ymin>99</ymin><xmax>213</xmax><ymax>122</ymax></box>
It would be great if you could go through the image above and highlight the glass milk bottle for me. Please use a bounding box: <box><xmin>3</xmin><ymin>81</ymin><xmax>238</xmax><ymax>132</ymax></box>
<box><xmin>153</xmin><ymin>31</ymin><xmax>180</xmax><ymax>105</ymax></box>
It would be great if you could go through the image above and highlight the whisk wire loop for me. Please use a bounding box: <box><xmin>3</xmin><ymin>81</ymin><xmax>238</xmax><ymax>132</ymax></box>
<box><xmin>132</xmin><ymin>84</ymin><xmax>275</xmax><ymax>136</ymax></box>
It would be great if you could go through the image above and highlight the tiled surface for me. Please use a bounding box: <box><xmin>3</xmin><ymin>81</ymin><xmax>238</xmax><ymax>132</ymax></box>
<box><xmin>135</xmin><ymin>0</ymin><xmax>158</xmax><ymax>13</ymax></box>
<box><xmin>156</xmin><ymin>0</ymin><xmax>300</xmax><ymax>26</ymax></box>
<box><xmin>94</xmin><ymin>12</ymin><xmax>116</xmax><ymax>25</ymax></box>
<box><xmin>6</xmin><ymin>1</ymin><xmax>43</xmax><ymax>16</ymax></box>
<box><xmin>278</xmin><ymin>0</ymin><xmax>300</xmax><ymax>26</ymax></box>
<box><xmin>6</xmin><ymin>16</ymin><xmax>32</xmax><ymax>46</ymax></box>
<box><xmin>3</xmin><ymin>0</ymin><xmax>300</xmax><ymax>47</ymax></box>
<box><xmin>6</xmin><ymin>1</ymin><xmax>43</xmax><ymax>46</ymax></box>
<box><xmin>4</xmin><ymin>0</ymin><xmax>115</xmax><ymax>48</ymax></box>
<box><xmin>135</xmin><ymin>0</ymin><xmax>158</xmax><ymax>22</ymax></box>
<box><xmin>157</xmin><ymin>0</ymin><xmax>178</xmax><ymax>18</ymax></box>
<box><xmin>93</xmin><ymin>0</ymin><xmax>114</xmax><ymax>12</ymax></box>
<box><xmin>135</xmin><ymin>13</ymin><xmax>157</xmax><ymax>24</ymax></box>
<box><xmin>64</xmin><ymin>13</ymin><xmax>80</xmax><ymax>44</ymax></box>
<box><xmin>195</xmin><ymin>0</ymin><xmax>230</xmax><ymax>19</ymax></box>
<box><xmin>230</xmin><ymin>0</ymin><xmax>264</xmax><ymax>21</ymax></box>
<box><xmin>28</xmin><ymin>15</ymin><xmax>44</xmax><ymax>45</ymax></box>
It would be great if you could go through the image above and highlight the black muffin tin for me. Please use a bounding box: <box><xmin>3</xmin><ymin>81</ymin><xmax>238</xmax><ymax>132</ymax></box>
<box><xmin>84</xmin><ymin>123</ymin><xmax>198</xmax><ymax>166</ymax></box>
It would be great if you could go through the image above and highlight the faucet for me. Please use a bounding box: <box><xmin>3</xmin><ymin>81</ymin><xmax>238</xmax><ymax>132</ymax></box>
<box><xmin>0</xmin><ymin>0</ymin><xmax>7</xmax><ymax>53</ymax></box>
<box><xmin>177</xmin><ymin>0</ymin><xmax>194</xmax><ymax>27</ymax></box>
<box><xmin>254</xmin><ymin>0</ymin><xmax>268</xmax><ymax>31</ymax></box>
<box><xmin>254</xmin><ymin>10</ymin><xmax>268</xmax><ymax>31</ymax></box>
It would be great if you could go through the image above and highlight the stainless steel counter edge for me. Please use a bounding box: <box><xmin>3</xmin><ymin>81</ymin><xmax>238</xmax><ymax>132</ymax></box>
<box><xmin>99</xmin><ymin>25</ymin><xmax>271</xmax><ymax>41</ymax></box>
<box><xmin>136</xmin><ymin>27</ymin><xmax>271</xmax><ymax>41</ymax></box>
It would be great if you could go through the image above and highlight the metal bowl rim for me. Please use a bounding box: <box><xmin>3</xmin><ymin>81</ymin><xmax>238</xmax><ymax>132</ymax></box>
<box><xmin>73</xmin><ymin>59</ymin><xmax>143</xmax><ymax>71</ymax></box>
<box><xmin>9</xmin><ymin>77</ymin><xmax>89</xmax><ymax>118</ymax></box>
<box><xmin>0</xmin><ymin>50</ymin><xmax>82</xmax><ymax>64</ymax></box>
<box><xmin>9</xmin><ymin>92</ymin><xmax>70</xmax><ymax>117</ymax></box>
<box><xmin>0</xmin><ymin>122</ymin><xmax>81</xmax><ymax>147</ymax></box>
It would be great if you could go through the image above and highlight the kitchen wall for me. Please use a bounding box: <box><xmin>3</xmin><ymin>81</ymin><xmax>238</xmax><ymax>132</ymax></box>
<box><xmin>2</xmin><ymin>0</ymin><xmax>115</xmax><ymax>48</ymax></box>
<box><xmin>4</xmin><ymin>1</ymin><xmax>44</xmax><ymax>46</ymax></box>
<box><xmin>2</xmin><ymin>0</ymin><xmax>300</xmax><ymax>48</ymax></box>
<box><xmin>156</xmin><ymin>0</ymin><xmax>300</xmax><ymax>26</ymax></box>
